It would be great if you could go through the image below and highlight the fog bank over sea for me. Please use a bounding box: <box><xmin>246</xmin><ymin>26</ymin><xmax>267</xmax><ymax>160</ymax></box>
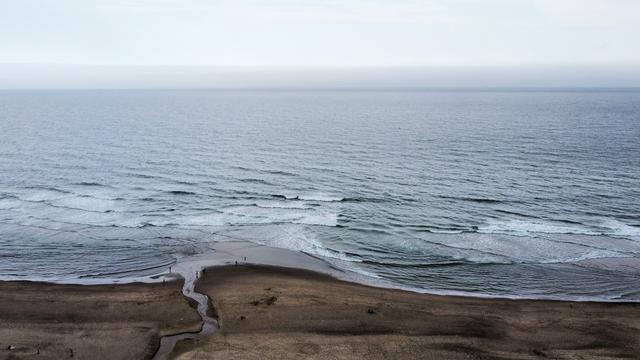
<box><xmin>1</xmin><ymin>64</ymin><xmax>640</xmax><ymax>90</ymax></box>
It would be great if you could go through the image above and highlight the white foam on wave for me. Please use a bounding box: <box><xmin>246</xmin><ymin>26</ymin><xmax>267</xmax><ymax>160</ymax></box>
<box><xmin>479</xmin><ymin>219</ymin><xmax>600</xmax><ymax>236</ymax></box>
<box><xmin>430</xmin><ymin>229</ymin><xmax>464</xmax><ymax>234</ymax></box>
<box><xmin>450</xmin><ymin>253</ymin><xmax>512</xmax><ymax>265</ymax></box>
<box><xmin>539</xmin><ymin>249</ymin><xmax>629</xmax><ymax>264</ymax></box>
<box><xmin>49</xmin><ymin>196</ymin><xmax>119</xmax><ymax>213</ymax></box>
<box><xmin>327</xmin><ymin>260</ymin><xmax>382</xmax><ymax>278</ymax></box>
<box><xmin>391</xmin><ymin>236</ymin><xmax>512</xmax><ymax>265</ymax></box>
<box><xmin>0</xmin><ymin>198</ymin><xmax>22</xmax><ymax>210</ymax></box>
<box><xmin>292</xmin><ymin>213</ymin><xmax>338</xmax><ymax>227</ymax></box>
<box><xmin>272</xmin><ymin>230</ymin><xmax>345</xmax><ymax>260</ymax></box>
<box><xmin>183</xmin><ymin>206</ymin><xmax>338</xmax><ymax>227</ymax></box>
<box><xmin>599</xmin><ymin>219</ymin><xmax>640</xmax><ymax>237</ymax></box>
<box><xmin>183</xmin><ymin>213</ymin><xmax>226</xmax><ymax>226</ymax></box>
<box><xmin>55</xmin><ymin>210</ymin><xmax>143</xmax><ymax>228</ymax></box>
<box><xmin>255</xmin><ymin>200</ymin><xmax>310</xmax><ymax>209</ymax></box>
<box><xmin>0</xmin><ymin>196</ymin><xmax>143</xmax><ymax>228</ymax></box>
<box><xmin>479</xmin><ymin>218</ymin><xmax>640</xmax><ymax>238</ymax></box>
<box><xmin>438</xmin><ymin>231</ymin><xmax>632</xmax><ymax>265</ymax></box>
<box><xmin>230</xmin><ymin>225</ymin><xmax>357</xmax><ymax>262</ymax></box>
<box><xmin>17</xmin><ymin>189</ymin><xmax>68</xmax><ymax>202</ymax></box>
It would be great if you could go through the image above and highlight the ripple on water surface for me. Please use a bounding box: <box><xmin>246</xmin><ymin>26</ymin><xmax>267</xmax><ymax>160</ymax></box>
<box><xmin>0</xmin><ymin>90</ymin><xmax>639</xmax><ymax>300</ymax></box>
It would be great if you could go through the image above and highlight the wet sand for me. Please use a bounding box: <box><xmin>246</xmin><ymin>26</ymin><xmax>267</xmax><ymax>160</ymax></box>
<box><xmin>0</xmin><ymin>280</ymin><xmax>201</xmax><ymax>360</ymax></box>
<box><xmin>172</xmin><ymin>265</ymin><xmax>640</xmax><ymax>360</ymax></box>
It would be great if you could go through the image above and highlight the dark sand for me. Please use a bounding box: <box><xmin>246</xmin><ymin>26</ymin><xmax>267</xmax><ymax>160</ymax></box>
<box><xmin>2</xmin><ymin>265</ymin><xmax>640</xmax><ymax>359</ymax></box>
<box><xmin>0</xmin><ymin>280</ymin><xmax>201</xmax><ymax>360</ymax></box>
<box><xmin>172</xmin><ymin>265</ymin><xmax>640</xmax><ymax>360</ymax></box>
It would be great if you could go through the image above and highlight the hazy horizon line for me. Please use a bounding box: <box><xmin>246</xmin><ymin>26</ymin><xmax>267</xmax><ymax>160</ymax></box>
<box><xmin>2</xmin><ymin>63</ymin><xmax>640</xmax><ymax>89</ymax></box>
<box><xmin>2</xmin><ymin>87</ymin><xmax>640</xmax><ymax>92</ymax></box>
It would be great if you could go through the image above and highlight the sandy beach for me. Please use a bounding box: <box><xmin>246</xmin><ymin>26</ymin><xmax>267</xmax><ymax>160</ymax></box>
<box><xmin>171</xmin><ymin>265</ymin><xmax>640</xmax><ymax>360</ymax></box>
<box><xmin>1</xmin><ymin>264</ymin><xmax>640</xmax><ymax>359</ymax></box>
<box><xmin>0</xmin><ymin>280</ymin><xmax>201</xmax><ymax>360</ymax></box>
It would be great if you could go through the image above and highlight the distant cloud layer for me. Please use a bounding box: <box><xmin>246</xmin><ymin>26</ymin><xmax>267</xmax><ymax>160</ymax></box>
<box><xmin>1</xmin><ymin>1</ymin><xmax>639</xmax><ymax>88</ymax></box>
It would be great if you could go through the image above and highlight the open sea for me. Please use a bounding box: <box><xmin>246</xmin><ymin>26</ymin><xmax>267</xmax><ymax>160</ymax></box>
<box><xmin>0</xmin><ymin>89</ymin><xmax>639</xmax><ymax>300</ymax></box>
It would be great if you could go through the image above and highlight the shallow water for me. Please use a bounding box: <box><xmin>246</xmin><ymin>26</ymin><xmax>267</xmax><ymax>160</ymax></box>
<box><xmin>0</xmin><ymin>89</ymin><xmax>639</xmax><ymax>300</ymax></box>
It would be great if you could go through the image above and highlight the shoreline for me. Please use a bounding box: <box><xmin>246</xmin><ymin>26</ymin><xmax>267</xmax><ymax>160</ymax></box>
<box><xmin>1</xmin><ymin>262</ymin><xmax>639</xmax><ymax>359</ymax></box>
<box><xmin>2</xmin><ymin>240</ymin><xmax>638</xmax><ymax>303</ymax></box>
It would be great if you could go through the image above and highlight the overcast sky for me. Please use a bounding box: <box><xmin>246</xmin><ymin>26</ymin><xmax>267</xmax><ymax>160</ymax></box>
<box><xmin>1</xmin><ymin>0</ymin><xmax>639</xmax><ymax>88</ymax></box>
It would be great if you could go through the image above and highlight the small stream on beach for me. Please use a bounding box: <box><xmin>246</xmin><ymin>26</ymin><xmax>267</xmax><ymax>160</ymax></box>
<box><xmin>152</xmin><ymin>268</ymin><xmax>218</xmax><ymax>360</ymax></box>
<box><xmin>151</xmin><ymin>241</ymin><xmax>354</xmax><ymax>359</ymax></box>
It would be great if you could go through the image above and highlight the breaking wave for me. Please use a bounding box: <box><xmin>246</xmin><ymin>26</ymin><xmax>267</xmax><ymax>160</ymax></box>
<box><xmin>478</xmin><ymin>219</ymin><xmax>640</xmax><ymax>238</ymax></box>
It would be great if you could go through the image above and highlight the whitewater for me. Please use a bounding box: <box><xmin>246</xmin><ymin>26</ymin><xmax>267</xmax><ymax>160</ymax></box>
<box><xmin>0</xmin><ymin>89</ymin><xmax>639</xmax><ymax>300</ymax></box>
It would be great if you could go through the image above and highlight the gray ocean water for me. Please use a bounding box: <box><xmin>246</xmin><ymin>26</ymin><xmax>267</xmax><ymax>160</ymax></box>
<box><xmin>1</xmin><ymin>89</ymin><xmax>639</xmax><ymax>300</ymax></box>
